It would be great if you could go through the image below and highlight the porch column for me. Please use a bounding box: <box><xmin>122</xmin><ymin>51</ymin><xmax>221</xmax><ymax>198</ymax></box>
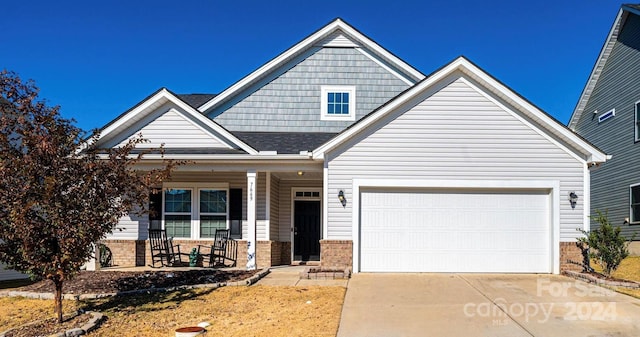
<box><xmin>246</xmin><ymin>170</ymin><xmax>257</xmax><ymax>270</ymax></box>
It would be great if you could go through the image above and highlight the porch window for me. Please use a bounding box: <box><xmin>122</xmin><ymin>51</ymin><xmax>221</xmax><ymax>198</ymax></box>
<box><xmin>164</xmin><ymin>189</ymin><xmax>192</xmax><ymax>238</ymax></box>
<box><xmin>199</xmin><ymin>189</ymin><xmax>227</xmax><ymax>238</ymax></box>
<box><xmin>631</xmin><ymin>184</ymin><xmax>640</xmax><ymax>223</ymax></box>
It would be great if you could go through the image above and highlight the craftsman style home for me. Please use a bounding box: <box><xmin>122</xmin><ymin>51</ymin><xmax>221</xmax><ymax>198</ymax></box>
<box><xmin>569</xmin><ymin>4</ymin><xmax>640</xmax><ymax>253</ymax></box>
<box><xmin>1</xmin><ymin>18</ymin><xmax>606</xmax><ymax>280</ymax></box>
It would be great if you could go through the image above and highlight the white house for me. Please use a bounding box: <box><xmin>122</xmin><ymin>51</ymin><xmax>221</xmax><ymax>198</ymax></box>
<box><xmin>2</xmin><ymin>18</ymin><xmax>606</xmax><ymax>279</ymax></box>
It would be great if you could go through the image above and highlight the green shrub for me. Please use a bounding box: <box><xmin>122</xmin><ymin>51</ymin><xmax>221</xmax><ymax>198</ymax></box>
<box><xmin>577</xmin><ymin>210</ymin><xmax>634</xmax><ymax>277</ymax></box>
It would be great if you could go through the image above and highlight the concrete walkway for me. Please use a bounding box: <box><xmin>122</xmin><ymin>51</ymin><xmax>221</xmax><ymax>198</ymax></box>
<box><xmin>337</xmin><ymin>273</ymin><xmax>640</xmax><ymax>337</ymax></box>
<box><xmin>255</xmin><ymin>265</ymin><xmax>349</xmax><ymax>287</ymax></box>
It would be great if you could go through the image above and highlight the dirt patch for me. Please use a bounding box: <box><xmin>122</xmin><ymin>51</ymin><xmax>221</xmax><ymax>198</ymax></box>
<box><xmin>16</xmin><ymin>269</ymin><xmax>259</xmax><ymax>295</ymax></box>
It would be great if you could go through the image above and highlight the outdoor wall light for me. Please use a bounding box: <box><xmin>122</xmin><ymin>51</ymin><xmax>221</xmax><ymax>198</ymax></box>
<box><xmin>338</xmin><ymin>190</ymin><xmax>347</xmax><ymax>207</ymax></box>
<box><xmin>569</xmin><ymin>192</ymin><xmax>578</xmax><ymax>209</ymax></box>
<box><xmin>297</xmin><ymin>171</ymin><xmax>304</xmax><ymax>176</ymax></box>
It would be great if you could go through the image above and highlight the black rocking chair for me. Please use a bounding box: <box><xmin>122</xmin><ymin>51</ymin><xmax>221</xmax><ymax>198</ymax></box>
<box><xmin>199</xmin><ymin>229</ymin><xmax>234</xmax><ymax>268</ymax></box>
<box><xmin>148</xmin><ymin>229</ymin><xmax>183</xmax><ymax>267</ymax></box>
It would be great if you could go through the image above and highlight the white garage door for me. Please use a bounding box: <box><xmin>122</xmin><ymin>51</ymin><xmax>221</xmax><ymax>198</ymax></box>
<box><xmin>359</xmin><ymin>189</ymin><xmax>551</xmax><ymax>273</ymax></box>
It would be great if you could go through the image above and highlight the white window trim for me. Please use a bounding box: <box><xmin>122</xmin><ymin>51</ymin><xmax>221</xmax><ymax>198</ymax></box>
<box><xmin>198</xmin><ymin>188</ymin><xmax>230</xmax><ymax>239</ymax></box>
<box><xmin>320</xmin><ymin>85</ymin><xmax>356</xmax><ymax>121</ymax></box>
<box><xmin>163</xmin><ymin>188</ymin><xmax>193</xmax><ymax>238</ymax></box>
<box><xmin>630</xmin><ymin>183</ymin><xmax>640</xmax><ymax>224</ymax></box>
<box><xmin>163</xmin><ymin>182</ymin><xmax>229</xmax><ymax>239</ymax></box>
<box><xmin>635</xmin><ymin>101</ymin><xmax>640</xmax><ymax>141</ymax></box>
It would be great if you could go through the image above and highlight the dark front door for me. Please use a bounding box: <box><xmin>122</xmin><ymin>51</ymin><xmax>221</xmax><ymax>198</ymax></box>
<box><xmin>294</xmin><ymin>200</ymin><xmax>321</xmax><ymax>261</ymax></box>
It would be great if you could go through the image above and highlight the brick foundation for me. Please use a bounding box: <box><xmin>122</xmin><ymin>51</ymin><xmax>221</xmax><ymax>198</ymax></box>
<box><xmin>280</xmin><ymin>241</ymin><xmax>292</xmax><ymax>265</ymax></box>
<box><xmin>101</xmin><ymin>240</ymin><xmax>144</xmax><ymax>267</ymax></box>
<box><xmin>560</xmin><ymin>241</ymin><xmax>585</xmax><ymax>272</ymax></box>
<box><xmin>320</xmin><ymin>240</ymin><xmax>353</xmax><ymax>270</ymax></box>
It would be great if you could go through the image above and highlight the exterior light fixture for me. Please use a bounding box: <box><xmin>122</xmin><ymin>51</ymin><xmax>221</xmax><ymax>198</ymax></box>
<box><xmin>297</xmin><ymin>171</ymin><xmax>304</xmax><ymax>176</ymax></box>
<box><xmin>338</xmin><ymin>190</ymin><xmax>347</xmax><ymax>207</ymax></box>
<box><xmin>569</xmin><ymin>192</ymin><xmax>578</xmax><ymax>209</ymax></box>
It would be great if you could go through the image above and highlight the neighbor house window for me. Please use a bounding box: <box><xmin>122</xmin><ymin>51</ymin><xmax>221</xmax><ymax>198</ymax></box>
<box><xmin>635</xmin><ymin>101</ymin><xmax>640</xmax><ymax>141</ymax></box>
<box><xmin>164</xmin><ymin>189</ymin><xmax>192</xmax><ymax>238</ymax></box>
<box><xmin>199</xmin><ymin>189</ymin><xmax>227</xmax><ymax>238</ymax></box>
<box><xmin>631</xmin><ymin>184</ymin><xmax>640</xmax><ymax>223</ymax></box>
<box><xmin>321</xmin><ymin>86</ymin><xmax>356</xmax><ymax>121</ymax></box>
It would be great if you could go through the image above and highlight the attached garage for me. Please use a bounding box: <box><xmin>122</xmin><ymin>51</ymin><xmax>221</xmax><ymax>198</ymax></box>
<box><xmin>358</xmin><ymin>188</ymin><xmax>552</xmax><ymax>273</ymax></box>
<box><xmin>318</xmin><ymin>58</ymin><xmax>607</xmax><ymax>275</ymax></box>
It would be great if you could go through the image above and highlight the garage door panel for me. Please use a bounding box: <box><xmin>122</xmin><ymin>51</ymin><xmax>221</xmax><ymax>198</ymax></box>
<box><xmin>360</xmin><ymin>190</ymin><xmax>550</xmax><ymax>273</ymax></box>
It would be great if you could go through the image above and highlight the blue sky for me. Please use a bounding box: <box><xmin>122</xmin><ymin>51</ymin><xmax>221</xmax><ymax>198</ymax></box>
<box><xmin>0</xmin><ymin>0</ymin><xmax>623</xmax><ymax>131</ymax></box>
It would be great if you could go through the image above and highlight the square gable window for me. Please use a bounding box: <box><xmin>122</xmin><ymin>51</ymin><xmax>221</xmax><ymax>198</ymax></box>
<box><xmin>321</xmin><ymin>86</ymin><xmax>356</xmax><ymax>121</ymax></box>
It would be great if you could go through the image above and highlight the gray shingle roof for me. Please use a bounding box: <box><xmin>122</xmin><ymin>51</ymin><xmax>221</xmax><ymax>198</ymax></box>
<box><xmin>177</xmin><ymin>94</ymin><xmax>217</xmax><ymax>109</ymax></box>
<box><xmin>129</xmin><ymin>148</ymin><xmax>246</xmax><ymax>155</ymax></box>
<box><xmin>232</xmin><ymin>132</ymin><xmax>337</xmax><ymax>154</ymax></box>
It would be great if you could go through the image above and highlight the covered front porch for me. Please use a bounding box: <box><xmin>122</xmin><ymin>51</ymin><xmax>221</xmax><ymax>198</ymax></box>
<box><xmin>101</xmin><ymin>160</ymin><xmax>335</xmax><ymax>270</ymax></box>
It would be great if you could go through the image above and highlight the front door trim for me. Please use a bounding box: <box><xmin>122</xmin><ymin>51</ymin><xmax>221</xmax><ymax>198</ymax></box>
<box><xmin>291</xmin><ymin>188</ymin><xmax>322</xmax><ymax>262</ymax></box>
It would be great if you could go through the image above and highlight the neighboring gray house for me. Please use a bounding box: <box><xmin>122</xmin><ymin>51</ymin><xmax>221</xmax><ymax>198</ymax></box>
<box><xmin>568</xmin><ymin>4</ymin><xmax>640</xmax><ymax>253</ymax></box>
<box><xmin>1</xmin><ymin>18</ymin><xmax>606</xmax><ymax>280</ymax></box>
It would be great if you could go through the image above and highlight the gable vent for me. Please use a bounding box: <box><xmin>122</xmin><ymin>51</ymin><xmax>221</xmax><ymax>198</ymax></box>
<box><xmin>315</xmin><ymin>31</ymin><xmax>361</xmax><ymax>48</ymax></box>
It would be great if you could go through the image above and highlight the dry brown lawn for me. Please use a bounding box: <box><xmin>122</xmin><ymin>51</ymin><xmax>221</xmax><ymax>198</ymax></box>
<box><xmin>0</xmin><ymin>285</ymin><xmax>346</xmax><ymax>337</ymax></box>
<box><xmin>591</xmin><ymin>256</ymin><xmax>640</xmax><ymax>299</ymax></box>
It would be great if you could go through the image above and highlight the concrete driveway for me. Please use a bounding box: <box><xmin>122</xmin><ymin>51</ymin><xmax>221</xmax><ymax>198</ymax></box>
<box><xmin>337</xmin><ymin>273</ymin><xmax>640</xmax><ymax>337</ymax></box>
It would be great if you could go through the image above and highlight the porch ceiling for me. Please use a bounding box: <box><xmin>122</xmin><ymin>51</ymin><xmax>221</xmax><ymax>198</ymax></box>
<box><xmin>272</xmin><ymin>171</ymin><xmax>323</xmax><ymax>180</ymax></box>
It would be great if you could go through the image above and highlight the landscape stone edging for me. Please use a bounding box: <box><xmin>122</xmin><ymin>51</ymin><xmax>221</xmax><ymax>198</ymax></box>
<box><xmin>0</xmin><ymin>311</ymin><xmax>104</xmax><ymax>337</ymax></box>
<box><xmin>564</xmin><ymin>270</ymin><xmax>640</xmax><ymax>289</ymax></box>
<box><xmin>0</xmin><ymin>268</ymin><xmax>271</xmax><ymax>301</ymax></box>
<box><xmin>299</xmin><ymin>267</ymin><xmax>351</xmax><ymax>280</ymax></box>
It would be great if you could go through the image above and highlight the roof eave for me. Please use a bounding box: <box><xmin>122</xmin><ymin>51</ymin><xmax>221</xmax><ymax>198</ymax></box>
<box><xmin>568</xmin><ymin>7</ymin><xmax>626</xmax><ymax>130</ymax></box>
<box><xmin>313</xmin><ymin>56</ymin><xmax>608</xmax><ymax>164</ymax></box>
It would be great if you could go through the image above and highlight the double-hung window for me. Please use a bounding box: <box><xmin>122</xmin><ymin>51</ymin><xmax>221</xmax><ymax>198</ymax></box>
<box><xmin>321</xmin><ymin>86</ymin><xmax>356</xmax><ymax>121</ymax></box>
<box><xmin>163</xmin><ymin>183</ymin><xmax>230</xmax><ymax>238</ymax></box>
<box><xmin>631</xmin><ymin>184</ymin><xmax>640</xmax><ymax>223</ymax></box>
<box><xmin>164</xmin><ymin>189</ymin><xmax>192</xmax><ymax>238</ymax></box>
<box><xmin>199</xmin><ymin>189</ymin><xmax>227</xmax><ymax>238</ymax></box>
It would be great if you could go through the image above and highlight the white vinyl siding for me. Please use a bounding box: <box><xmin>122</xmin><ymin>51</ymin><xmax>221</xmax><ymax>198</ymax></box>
<box><xmin>270</xmin><ymin>174</ymin><xmax>280</xmax><ymax>241</ymax></box>
<box><xmin>119</xmin><ymin>108</ymin><xmax>230</xmax><ymax>148</ymax></box>
<box><xmin>278</xmin><ymin>179</ymin><xmax>323</xmax><ymax>242</ymax></box>
<box><xmin>102</xmin><ymin>102</ymin><xmax>233</xmax><ymax>149</ymax></box>
<box><xmin>326</xmin><ymin>77</ymin><xmax>585</xmax><ymax>242</ymax></box>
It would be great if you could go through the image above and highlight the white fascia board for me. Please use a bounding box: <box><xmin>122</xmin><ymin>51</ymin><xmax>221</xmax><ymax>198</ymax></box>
<box><xmin>99</xmin><ymin>89</ymin><xmax>170</xmax><ymax>141</ymax></box>
<box><xmin>455</xmin><ymin>60</ymin><xmax>608</xmax><ymax>164</ymax></box>
<box><xmin>568</xmin><ymin>8</ymin><xmax>624</xmax><ymax>130</ymax></box>
<box><xmin>197</xmin><ymin>19</ymin><xmax>424</xmax><ymax>112</ymax></box>
<box><xmin>97</xmin><ymin>88</ymin><xmax>258</xmax><ymax>155</ymax></box>
<box><xmin>313</xmin><ymin>57</ymin><xmax>466</xmax><ymax>158</ymax></box>
<box><xmin>314</xmin><ymin>57</ymin><xmax>607</xmax><ymax>163</ymax></box>
<box><xmin>163</xmin><ymin>92</ymin><xmax>259</xmax><ymax>155</ymax></box>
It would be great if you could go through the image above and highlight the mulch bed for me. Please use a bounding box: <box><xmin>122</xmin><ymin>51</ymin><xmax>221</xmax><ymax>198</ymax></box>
<box><xmin>16</xmin><ymin>269</ymin><xmax>260</xmax><ymax>295</ymax></box>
